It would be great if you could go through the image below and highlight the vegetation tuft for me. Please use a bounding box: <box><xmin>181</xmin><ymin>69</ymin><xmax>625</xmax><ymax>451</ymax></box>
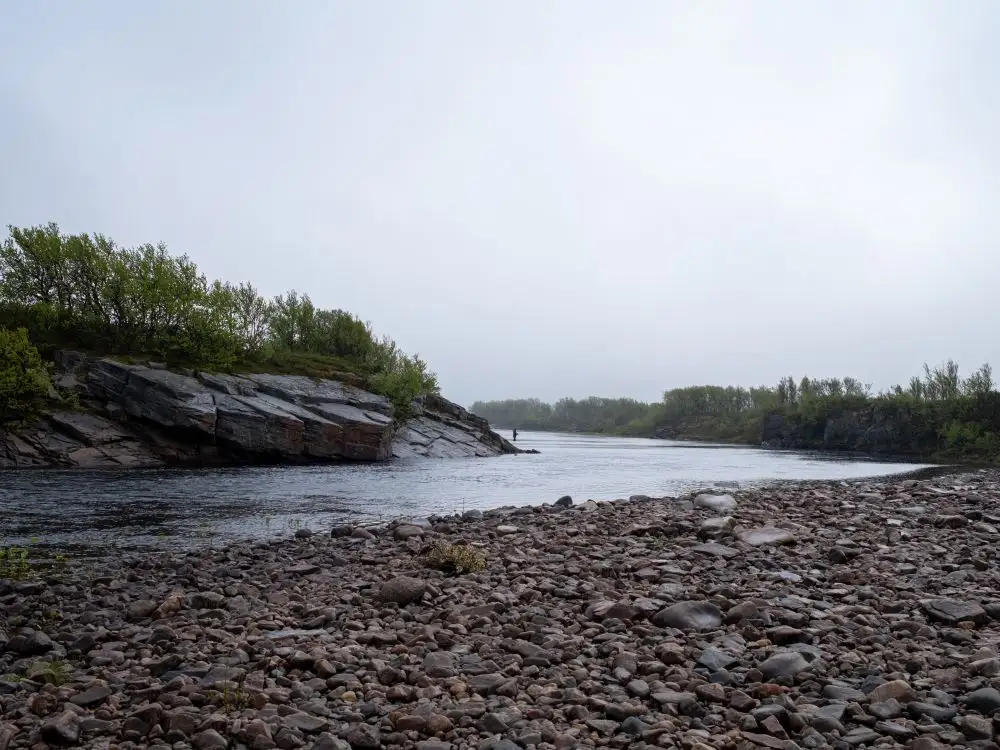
<box><xmin>423</xmin><ymin>541</ymin><xmax>486</xmax><ymax>575</ymax></box>
<box><xmin>0</xmin><ymin>223</ymin><xmax>439</xmax><ymax>420</ymax></box>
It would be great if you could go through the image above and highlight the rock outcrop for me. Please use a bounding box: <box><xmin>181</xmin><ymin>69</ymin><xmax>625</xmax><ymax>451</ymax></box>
<box><xmin>0</xmin><ymin>355</ymin><xmax>520</xmax><ymax>469</ymax></box>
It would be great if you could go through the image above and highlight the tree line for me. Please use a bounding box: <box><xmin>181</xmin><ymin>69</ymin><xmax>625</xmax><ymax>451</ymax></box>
<box><xmin>470</xmin><ymin>361</ymin><xmax>1000</xmax><ymax>461</ymax></box>
<box><xmin>0</xmin><ymin>223</ymin><xmax>439</xmax><ymax>419</ymax></box>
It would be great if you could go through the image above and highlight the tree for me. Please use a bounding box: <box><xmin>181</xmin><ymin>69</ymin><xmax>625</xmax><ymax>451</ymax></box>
<box><xmin>0</xmin><ymin>328</ymin><xmax>50</xmax><ymax>420</ymax></box>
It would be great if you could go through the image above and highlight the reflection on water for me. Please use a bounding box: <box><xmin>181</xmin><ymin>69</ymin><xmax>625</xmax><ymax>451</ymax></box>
<box><xmin>0</xmin><ymin>431</ymin><xmax>934</xmax><ymax>551</ymax></box>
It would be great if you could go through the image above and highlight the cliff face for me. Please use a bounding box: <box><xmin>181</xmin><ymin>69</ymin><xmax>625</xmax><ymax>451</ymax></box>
<box><xmin>0</xmin><ymin>354</ymin><xmax>520</xmax><ymax>469</ymax></box>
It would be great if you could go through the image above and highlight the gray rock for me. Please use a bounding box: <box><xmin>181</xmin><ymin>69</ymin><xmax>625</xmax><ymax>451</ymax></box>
<box><xmin>40</xmin><ymin>712</ymin><xmax>80</xmax><ymax>746</ymax></box>
<box><xmin>392</xmin><ymin>524</ymin><xmax>424</xmax><ymax>541</ymax></box>
<box><xmin>758</xmin><ymin>651</ymin><xmax>811</xmax><ymax>679</ymax></box>
<box><xmin>651</xmin><ymin>600</ymin><xmax>724</xmax><ymax>631</ymax></box>
<box><xmin>555</xmin><ymin>495</ymin><xmax>573</xmax><ymax>507</ymax></box>
<box><xmin>963</xmin><ymin>687</ymin><xmax>1000</xmax><ymax>714</ymax></box>
<box><xmin>379</xmin><ymin>576</ymin><xmax>426</xmax><ymax>605</ymax></box>
<box><xmin>462</xmin><ymin>509</ymin><xmax>484</xmax><ymax>521</ymax></box>
<box><xmin>7</xmin><ymin>630</ymin><xmax>53</xmax><ymax>655</ymax></box>
<box><xmin>346</xmin><ymin>723</ymin><xmax>380</xmax><ymax>749</ymax></box>
<box><xmin>921</xmin><ymin>598</ymin><xmax>988</xmax><ymax>626</ymax></box>
<box><xmin>70</xmin><ymin>685</ymin><xmax>112</xmax><ymax>707</ymax></box>
<box><xmin>738</xmin><ymin>527</ymin><xmax>797</xmax><ymax>546</ymax></box>
<box><xmin>193</xmin><ymin>729</ymin><xmax>228</xmax><ymax>750</ymax></box>
<box><xmin>423</xmin><ymin>651</ymin><xmax>457</xmax><ymax>678</ymax></box>
<box><xmin>694</xmin><ymin>493</ymin><xmax>738</xmax><ymax>513</ymax></box>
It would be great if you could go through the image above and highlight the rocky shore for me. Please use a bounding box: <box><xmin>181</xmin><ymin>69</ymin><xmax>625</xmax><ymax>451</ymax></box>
<box><xmin>0</xmin><ymin>353</ymin><xmax>521</xmax><ymax>469</ymax></box>
<box><xmin>4</xmin><ymin>471</ymin><xmax>1000</xmax><ymax>750</ymax></box>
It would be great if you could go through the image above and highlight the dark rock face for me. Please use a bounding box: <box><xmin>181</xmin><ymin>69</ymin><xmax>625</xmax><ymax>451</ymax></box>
<box><xmin>0</xmin><ymin>354</ymin><xmax>521</xmax><ymax>469</ymax></box>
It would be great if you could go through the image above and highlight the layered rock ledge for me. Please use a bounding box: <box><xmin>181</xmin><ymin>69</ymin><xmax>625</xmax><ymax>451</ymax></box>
<box><xmin>3</xmin><ymin>471</ymin><xmax>1000</xmax><ymax>749</ymax></box>
<box><xmin>0</xmin><ymin>355</ymin><xmax>520</xmax><ymax>469</ymax></box>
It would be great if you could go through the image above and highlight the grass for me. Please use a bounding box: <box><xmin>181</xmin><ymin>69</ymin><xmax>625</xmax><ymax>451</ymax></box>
<box><xmin>28</xmin><ymin>658</ymin><xmax>72</xmax><ymax>686</ymax></box>
<box><xmin>0</xmin><ymin>546</ymin><xmax>32</xmax><ymax>580</ymax></box>
<box><xmin>228</xmin><ymin>350</ymin><xmax>369</xmax><ymax>388</ymax></box>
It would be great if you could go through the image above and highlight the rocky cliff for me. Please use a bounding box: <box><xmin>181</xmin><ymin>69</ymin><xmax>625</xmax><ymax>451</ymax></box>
<box><xmin>0</xmin><ymin>354</ymin><xmax>521</xmax><ymax>469</ymax></box>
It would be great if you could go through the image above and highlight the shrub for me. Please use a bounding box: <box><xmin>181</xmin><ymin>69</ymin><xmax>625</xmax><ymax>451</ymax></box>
<box><xmin>423</xmin><ymin>541</ymin><xmax>486</xmax><ymax>575</ymax></box>
<box><xmin>0</xmin><ymin>328</ymin><xmax>50</xmax><ymax>420</ymax></box>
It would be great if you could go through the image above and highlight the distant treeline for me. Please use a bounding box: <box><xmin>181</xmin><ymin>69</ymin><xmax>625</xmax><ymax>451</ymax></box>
<box><xmin>0</xmin><ymin>223</ymin><xmax>438</xmax><ymax>420</ymax></box>
<box><xmin>471</xmin><ymin>362</ymin><xmax>1000</xmax><ymax>462</ymax></box>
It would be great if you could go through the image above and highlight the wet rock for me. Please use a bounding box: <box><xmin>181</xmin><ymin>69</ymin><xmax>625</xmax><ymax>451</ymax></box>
<box><xmin>555</xmin><ymin>495</ymin><xmax>573</xmax><ymax>507</ymax></box>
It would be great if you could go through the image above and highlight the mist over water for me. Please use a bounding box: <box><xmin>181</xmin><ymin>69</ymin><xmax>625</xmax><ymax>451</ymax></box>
<box><xmin>0</xmin><ymin>432</ymin><xmax>932</xmax><ymax>552</ymax></box>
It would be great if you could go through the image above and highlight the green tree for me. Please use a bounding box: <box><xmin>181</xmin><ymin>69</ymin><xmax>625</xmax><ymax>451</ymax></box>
<box><xmin>0</xmin><ymin>328</ymin><xmax>50</xmax><ymax>420</ymax></box>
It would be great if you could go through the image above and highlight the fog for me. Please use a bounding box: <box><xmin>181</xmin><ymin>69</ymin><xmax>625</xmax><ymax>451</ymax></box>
<box><xmin>2</xmin><ymin>1</ymin><xmax>998</xmax><ymax>405</ymax></box>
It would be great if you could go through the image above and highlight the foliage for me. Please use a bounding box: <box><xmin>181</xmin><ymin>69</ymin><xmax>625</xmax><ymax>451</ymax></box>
<box><xmin>27</xmin><ymin>658</ymin><xmax>71</xmax><ymax>686</ymax></box>
<box><xmin>0</xmin><ymin>328</ymin><xmax>50</xmax><ymax>420</ymax></box>
<box><xmin>424</xmin><ymin>541</ymin><xmax>486</xmax><ymax>575</ymax></box>
<box><xmin>0</xmin><ymin>546</ymin><xmax>32</xmax><ymax>580</ymax></box>
<box><xmin>0</xmin><ymin>224</ymin><xmax>440</xmax><ymax>419</ymax></box>
<box><xmin>471</xmin><ymin>360</ymin><xmax>1000</xmax><ymax>462</ymax></box>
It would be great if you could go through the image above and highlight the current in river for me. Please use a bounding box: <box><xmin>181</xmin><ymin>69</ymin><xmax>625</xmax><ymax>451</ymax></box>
<box><xmin>0</xmin><ymin>431</ymin><xmax>933</xmax><ymax>552</ymax></box>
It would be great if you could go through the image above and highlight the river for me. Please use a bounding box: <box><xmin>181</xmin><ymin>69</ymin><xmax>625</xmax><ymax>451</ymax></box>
<box><xmin>0</xmin><ymin>431</ymin><xmax>934</xmax><ymax>552</ymax></box>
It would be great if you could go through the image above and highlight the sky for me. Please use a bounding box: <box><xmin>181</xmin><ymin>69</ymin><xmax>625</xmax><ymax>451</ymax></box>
<box><xmin>2</xmin><ymin>1</ymin><xmax>999</xmax><ymax>406</ymax></box>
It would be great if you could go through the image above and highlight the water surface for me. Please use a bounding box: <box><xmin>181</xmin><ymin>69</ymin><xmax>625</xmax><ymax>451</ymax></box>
<box><xmin>0</xmin><ymin>431</ymin><xmax>933</xmax><ymax>551</ymax></box>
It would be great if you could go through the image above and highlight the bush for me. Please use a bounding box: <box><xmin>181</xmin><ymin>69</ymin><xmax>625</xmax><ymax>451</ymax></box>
<box><xmin>423</xmin><ymin>541</ymin><xmax>486</xmax><ymax>575</ymax></box>
<box><xmin>0</xmin><ymin>328</ymin><xmax>50</xmax><ymax>420</ymax></box>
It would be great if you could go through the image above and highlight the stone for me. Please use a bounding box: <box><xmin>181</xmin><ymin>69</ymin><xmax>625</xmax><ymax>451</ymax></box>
<box><xmin>379</xmin><ymin>576</ymin><xmax>426</xmax><ymax>605</ymax></box>
<box><xmin>392</xmin><ymin>524</ymin><xmax>424</xmax><ymax>541</ymax></box>
<box><xmin>738</xmin><ymin>527</ymin><xmax>797</xmax><ymax>546</ymax></box>
<box><xmin>964</xmin><ymin>687</ymin><xmax>1000</xmax><ymax>714</ymax></box>
<box><xmin>868</xmin><ymin>679</ymin><xmax>914</xmax><ymax>704</ymax></box>
<box><xmin>496</xmin><ymin>525</ymin><xmax>519</xmax><ymax>535</ymax></box>
<box><xmin>70</xmin><ymin>685</ymin><xmax>112</xmax><ymax>707</ymax></box>
<box><xmin>423</xmin><ymin>651</ymin><xmax>457</xmax><ymax>678</ymax></box>
<box><xmin>922</xmin><ymin>598</ymin><xmax>988</xmax><ymax>626</ymax></box>
<box><xmin>40</xmin><ymin>712</ymin><xmax>80</xmax><ymax>746</ymax></box>
<box><xmin>346</xmin><ymin>723</ymin><xmax>380</xmax><ymax>749</ymax></box>
<box><xmin>694</xmin><ymin>493</ymin><xmax>738</xmax><ymax>513</ymax></box>
<box><xmin>651</xmin><ymin>600</ymin><xmax>724</xmax><ymax>631</ymax></box>
<box><xmin>758</xmin><ymin>651</ymin><xmax>812</xmax><ymax>680</ymax></box>
<box><xmin>193</xmin><ymin>729</ymin><xmax>228</xmax><ymax>750</ymax></box>
<box><xmin>555</xmin><ymin>495</ymin><xmax>573</xmax><ymax>507</ymax></box>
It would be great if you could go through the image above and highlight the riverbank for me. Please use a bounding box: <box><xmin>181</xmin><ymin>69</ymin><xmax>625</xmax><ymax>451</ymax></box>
<box><xmin>3</xmin><ymin>471</ymin><xmax>1000</xmax><ymax>749</ymax></box>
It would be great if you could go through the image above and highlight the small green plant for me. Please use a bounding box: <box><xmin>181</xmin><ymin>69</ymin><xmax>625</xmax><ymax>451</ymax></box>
<box><xmin>29</xmin><ymin>658</ymin><xmax>71</xmax><ymax>686</ymax></box>
<box><xmin>220</xmin><ymin>677</ymin><xmax>250</xmax><ymax>712</ymax></box>
<box><xmin>0</xmin><ymin>547</ymin><xmax>32</xmax><ymax>580</ymax></box>
<box><xmin>0</xmin><ymin>673</ymin><xmax>23</xmax><ymax>683</ymax></box>
<box><xmin>423</xmin><ymin>541</ymin><xmax>486</xmax><ymax>575</ymax></box>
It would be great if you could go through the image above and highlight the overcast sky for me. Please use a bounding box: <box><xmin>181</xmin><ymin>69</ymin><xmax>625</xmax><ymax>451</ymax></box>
<box><xmin>2</xmin><ymin>1</ymin><xmax>998</xmax><ymax>406</ymax></box>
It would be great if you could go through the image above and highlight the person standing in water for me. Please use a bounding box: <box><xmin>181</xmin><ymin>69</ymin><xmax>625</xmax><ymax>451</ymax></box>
<box><xmin>512</xmin><ymin>428</ymin><xmax>518</xmax><ymax>442</ymax></box>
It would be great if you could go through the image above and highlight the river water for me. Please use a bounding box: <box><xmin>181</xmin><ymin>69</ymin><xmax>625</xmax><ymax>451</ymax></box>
<box><xmin>0</xmin><ymin>431</ymin><xmax>933</xmax><ymax>552</ymax></box>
